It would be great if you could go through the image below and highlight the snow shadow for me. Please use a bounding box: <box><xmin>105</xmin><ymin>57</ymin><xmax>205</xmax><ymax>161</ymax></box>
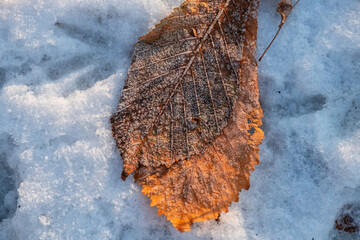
<box><xmin>0</xmin><ymin>133</ymin><xmax>19</xmax><ymax>222</ymax></box>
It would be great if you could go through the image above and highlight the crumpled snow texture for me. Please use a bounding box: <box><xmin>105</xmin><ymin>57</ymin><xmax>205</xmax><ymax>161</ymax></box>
<box><xmin>0</xmin><ymin>0</ymin><xmax>359</xmax><ymax>239</ymax></box>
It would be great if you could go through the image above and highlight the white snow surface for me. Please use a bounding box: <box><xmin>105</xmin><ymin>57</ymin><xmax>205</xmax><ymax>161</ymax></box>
<box><xmin>0</xmin><ymin>0</ymin><xmax>360</xmax><ymax>239</ymax></box>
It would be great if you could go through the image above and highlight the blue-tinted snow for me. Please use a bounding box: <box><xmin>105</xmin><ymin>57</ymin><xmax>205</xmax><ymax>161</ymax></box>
<box><xmin>0</xmin><ymin>0</ymin><xmax>359</xmax><ymax>239</ymax></box>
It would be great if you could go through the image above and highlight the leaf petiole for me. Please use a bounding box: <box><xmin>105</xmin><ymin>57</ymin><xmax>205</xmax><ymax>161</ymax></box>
<box><xmin>258</xmin><ymin>0</ymin><xmax>301</xmax><ymax>62</ymax></box>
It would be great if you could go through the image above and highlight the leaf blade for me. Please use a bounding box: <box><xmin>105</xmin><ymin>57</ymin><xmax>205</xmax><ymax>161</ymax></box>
<box><xmin>111</xmin><ymin>0</ymin><xmax>263</xmax><ymax>231</ymax></box>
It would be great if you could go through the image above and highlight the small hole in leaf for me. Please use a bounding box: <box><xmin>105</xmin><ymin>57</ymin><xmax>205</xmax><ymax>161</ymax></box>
<box><xmin>248</xmin><ymin>127</ymin><xmax>256</xmax><ymax>135</ymax></box>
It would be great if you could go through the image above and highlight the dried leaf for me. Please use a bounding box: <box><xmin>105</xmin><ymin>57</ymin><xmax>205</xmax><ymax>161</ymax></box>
<box><xmin>259</xmin><ymin>0</ymin><xmax>300</xmax><ymax>61</ymax></box>
<box><xmin>111</xmin><ymin>0</ymin><xmax>263</xmax><ymax>232</ymax></box>
<box><xmin>277</xmin><ymin>0</ymin><xmax>292</xmax><ymax>24</ymax></box>
<box><xmin>334</xmin><ymin>203</ymin><xmax>360</xmax><ymax>235</ymax></box>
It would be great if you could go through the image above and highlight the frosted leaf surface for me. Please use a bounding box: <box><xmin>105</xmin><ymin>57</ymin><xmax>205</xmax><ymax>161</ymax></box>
<box><xmin>111</xmin><ymin>0</ymin><xmax>263</xmax><ymax>231</ymax></box>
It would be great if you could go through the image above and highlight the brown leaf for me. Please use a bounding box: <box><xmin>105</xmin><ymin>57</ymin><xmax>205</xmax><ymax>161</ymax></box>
<box><xmin>259</xmin><ymin>0</ymin><xmax>300</xmax><ymax>61</ymax></box>
<box><xmin>334</xmin><ymin>204</ymin><xmax>360</xmax><ymax>233</ymax></box>
<box><xmin>111</xmin><ymin>0</ymin><xmax>263</xmax><ymax>232</ymax></box>
<box><xmin>277</xmin><ymin>0</ymin><xmax>292</xmax><ymax>24</ymax></box>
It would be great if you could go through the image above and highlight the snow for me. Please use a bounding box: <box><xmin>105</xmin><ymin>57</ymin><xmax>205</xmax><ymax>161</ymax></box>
<box><xmin>0</xmin><ymin>0</ymin><xmax>359</xmax><ymax>239</ymax></box>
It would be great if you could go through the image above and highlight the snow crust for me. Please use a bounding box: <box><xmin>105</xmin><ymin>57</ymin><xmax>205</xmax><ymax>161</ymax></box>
<box><xmin>0</xmin><ymin>0</ymin><xmax>359</xmax><ymax>239</ymax></box>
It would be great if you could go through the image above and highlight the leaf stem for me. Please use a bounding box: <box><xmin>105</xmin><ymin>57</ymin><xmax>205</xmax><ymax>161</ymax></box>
<box><xmin>292</xmin><ymin>0</ymin><xmax>301</xmax><ymax>9</ymax></box>
<box><xmin>258</xmin><ymin>0</ymin><xmax>301</xmax><ymax>62</ymax></box>
<box><xmin>258</xmin><ymin>23</ymin><xmax>283</xmax><ymax>62</ymax></box>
